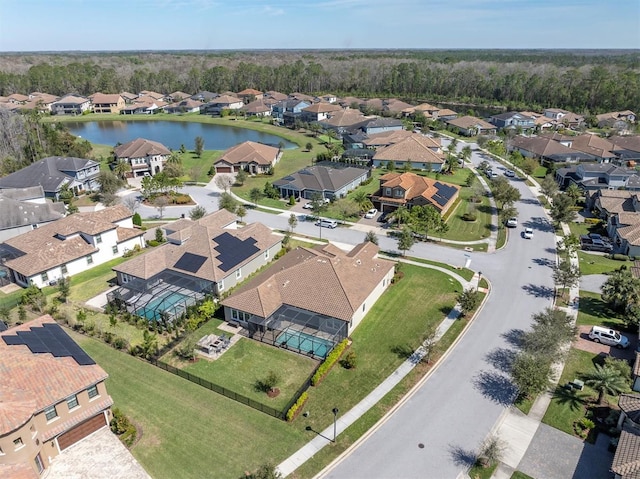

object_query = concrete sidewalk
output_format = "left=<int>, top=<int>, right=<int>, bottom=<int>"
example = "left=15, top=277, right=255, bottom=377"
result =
left=276, top=266, right=482, bottom=477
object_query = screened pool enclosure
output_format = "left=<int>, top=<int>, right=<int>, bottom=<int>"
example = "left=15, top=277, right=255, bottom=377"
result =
left=243, top=304, right=347, bottom=359
left=107, top=270, right=213, bottom=322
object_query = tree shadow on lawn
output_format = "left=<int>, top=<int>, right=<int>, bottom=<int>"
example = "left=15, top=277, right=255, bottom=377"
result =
left=579, top=297, right=617, bottom=322
left=472, top=370, right=518, bottom=406
left=551, top=385, right=588, bottom=413
left=391, top=343, right=414, bottom=360
left=485, top=347, right=517, bottom=374
left=522, top=283, right=555, bottom=299
left=448, top=444, right=477, bottom=468
left=501, top=328, right=525, bottom=348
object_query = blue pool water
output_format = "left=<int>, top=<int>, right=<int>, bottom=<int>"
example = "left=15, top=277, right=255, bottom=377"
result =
left=136, top=291, right=188, bottom=320
left=275, top=330, right=334, bottom=358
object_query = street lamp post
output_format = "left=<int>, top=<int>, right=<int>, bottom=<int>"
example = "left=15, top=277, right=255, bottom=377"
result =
left=332, top=407, right=339, bottom=442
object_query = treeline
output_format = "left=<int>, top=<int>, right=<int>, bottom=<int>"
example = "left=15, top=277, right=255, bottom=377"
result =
left=0, top=51, right=638, bottom=113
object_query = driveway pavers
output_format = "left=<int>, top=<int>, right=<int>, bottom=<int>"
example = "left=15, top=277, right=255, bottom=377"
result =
left=574, top=325, right=637, bottom=362
left=517, top=424, right=613, bottom=479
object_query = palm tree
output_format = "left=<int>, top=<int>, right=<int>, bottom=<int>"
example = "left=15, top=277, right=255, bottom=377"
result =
left=583, top=364, right=628, bottom=405
left=389, top=206, right=411, bottom=227
left=167, top=151, right=182, bottom=165
left=113, top=161, right=131, bottom=180
left=352, top=190, right=373, bottom=214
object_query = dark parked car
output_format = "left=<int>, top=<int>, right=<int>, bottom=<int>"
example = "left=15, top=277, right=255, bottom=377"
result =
left=580, top=235, right=613, bottom=252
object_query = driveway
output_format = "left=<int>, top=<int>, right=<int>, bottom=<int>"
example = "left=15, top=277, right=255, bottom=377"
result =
left=575, top=325, right=637, bottom=362
left=518, top=423, right=613, bottom=479
left=581, top=274, right=608, bottom=294
left=47, top=427, right=151, bottom=479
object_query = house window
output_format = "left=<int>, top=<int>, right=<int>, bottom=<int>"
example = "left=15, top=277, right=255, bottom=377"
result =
left=66, top=395, right=79, bottom=410
left=121, top=274, right=129, bottom=284
left=394, top=189, right=403, bottom=198
left=235, top=268, right=242, bottom=279
left=87, top=385, right=99, bottom=399
left=385, top=187, right=392, bottom=196
left=112, top=245, right=119, bottom=255
left=95, top=234, right=102, bottom=244
left=44, top=405, right=58, bottom=421
left=34, top=453, right=44, bottom=474
left=41, top=272, right=48, bottom=283
left=61, top=264, right=68, bottom=274
left=86, top=255, right=93, bottom=265
left=218, top=280, right=224, bottom=292
left=13, top=437, right=24, bottom=450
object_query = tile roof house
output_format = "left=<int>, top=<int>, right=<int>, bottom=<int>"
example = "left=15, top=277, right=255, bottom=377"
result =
left=237, top=88, right=264, bottom=102
left=242, top=99, right=272, bottom=117
left=271, top=99, right=311, bottom=126
left=113, top=138, right=171, bottom=178
left=90, top=93, right=125, bottom=114
left=3, top=204, right=144, bottom=288
left=273, top=163, right=370, bottom=201
left=264, top=91, right=288, bottom=102
left=0, top=157, right=101, bottom=199
left=0, top=315, right=112, bottom=479
left=597, top=110, right=636, bottom=128
left=611, top=136, right=640, bottom=163
left=490, top=111, right=535, bottom=130
left=138, top=90, right=165, bottom=101
left=191, top=91, right=218, bottom=102
left=51, top=95, right=91, bottom=115
left=371, top=172, right=460, bottom=215
left=372, top=134, right=446, bottom=172
left=509, top=135, right=594, bottom=165
left=354, top=117, right=404, bottom=136
left=612, top=394, right=640, bottom=479
left=221, top=242, right=395, bottom=357
left=362, top=129, right=434, bottom=149
left=162, top=98, right=204, bottom=114
left=318, top=108, right=369, bottom=134
left=0, top=186, right=66, bottom=242
left=383, top=99, right=415, bottom=115
left=301, top=102, right=342, bottom=122
left=446, top=116, right=497, bottom=136
left=547, top=133, right=618, bottom=163
left=213, top=141, right=281, bottom=174
left=166, top=91, right=191, bottom=102
left=110, top=210, right=282, bottom=321
left=119, top=98, right=164, bottom=115
left=201, top=94, right=244, bottom=115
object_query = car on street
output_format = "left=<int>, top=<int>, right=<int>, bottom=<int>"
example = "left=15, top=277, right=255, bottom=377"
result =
left=588, top=326, right=629, bottom=349
left=364, top=208, right=378, bottom=219
left=315, top=219, right=338, bottom=229
left=506, top=217, right=518, bottom=228
left=523, top=227, right=534, bottom=239
left=489, top=171, right=498, bottom=179
left=505, top=169, right=515, bottom=177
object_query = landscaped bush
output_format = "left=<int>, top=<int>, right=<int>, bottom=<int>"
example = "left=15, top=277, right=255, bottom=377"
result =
left=584, top=218, right=602, bottom=225
left=132, top=212, right=142, bottom=226
left=612, top=254, right=629, bottom=261
left=340, top=350, right=357, bottom=369
left=147, top=240, right=160, bottom=247
left=311, top=339, right=349, bottom=386
left=173, top=194, right=191, bottom=205
left=461, top=212, right=477, bottom=222
left=285, top=391, right=309, bottom=422
left=110, top=408, right=137, bottom=447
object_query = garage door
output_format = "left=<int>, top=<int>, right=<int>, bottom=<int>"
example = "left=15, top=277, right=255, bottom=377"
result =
left=215, top=166, right=232, bottom=173
left=57, top=413, right=107, bottom=450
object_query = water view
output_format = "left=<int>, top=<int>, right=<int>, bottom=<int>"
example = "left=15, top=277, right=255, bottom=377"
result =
left=65, top=120, right=297, bottom=151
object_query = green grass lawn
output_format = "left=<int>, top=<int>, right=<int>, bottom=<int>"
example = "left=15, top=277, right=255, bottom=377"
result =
left=67, top=255, right=134, bottom=302
left=511, top=472, right=534, bottom=479
left=440, top=192, right=492, bottom=241
left=180, top=338, right=317, bottom=411
left=568, top=222, right=605, bottom=238
left=468, top=463, right=498, bottom=479
left=577, top=251, right=630, bottom=275
left=532, top=166, right=548, bottom=178
left=577, top=290, right=626, bottom=329
left=542, top=348, right=614, bottom=436
left=71, top=331, right=307, bottom=479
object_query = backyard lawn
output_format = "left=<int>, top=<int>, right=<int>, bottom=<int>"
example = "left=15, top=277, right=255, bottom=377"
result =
left=71, top=331, right=307, bottom=479
left=577, top=251, right=630, bottom=276
left=577, top=290, right=626, bottom=330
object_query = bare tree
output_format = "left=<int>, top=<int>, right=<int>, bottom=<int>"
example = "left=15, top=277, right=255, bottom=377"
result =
left=122, top=195, right=140, bottom=213
left=214, top=174, right=234, bottom=193
left=153, top=196, right=169, bottom=219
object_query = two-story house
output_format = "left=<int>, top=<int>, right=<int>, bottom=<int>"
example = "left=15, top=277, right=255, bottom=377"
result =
left=555, top=163, right=640, bottom=191
left=0, top=157, right=101, bottom=199
left=162, top=98, right=204, bottom=114
left=0, top=186, right=67, bottom=242
left=0, top=315, right=113, bottom=479
left=3, top=204, right=145, bottom=288
left=90, top=93, right=125, bottom=114
left=51, top=95, right=91, bottom=115
left=490, top=111, right=535, bottom=130
left=300, top=102, right=342, bottom=123
left=113, top=138, right=171, bottom=177
left=371, top=134, right=445, bottom=172
left=271, top=99, right=311, bottom=126
left=201, top=95, right=244, bottom=115
left=354, top=117, right=404, bottom=136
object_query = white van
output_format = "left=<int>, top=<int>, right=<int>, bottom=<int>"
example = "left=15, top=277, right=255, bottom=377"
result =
left=588, top=326, right=629, bottom=349
left=316, top=219, right=338, bottom=229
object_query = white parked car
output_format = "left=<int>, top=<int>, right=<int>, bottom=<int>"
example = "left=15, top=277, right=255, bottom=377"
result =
left=523, top=227, right=534, bottom=239
left=506, top=217, right=518, bottom=228
left=364, top=208, right=378, bottom=219
left=302, top=202, right=313, bottom=209
left=505, top=170, right=515, bottom=177
left=589, top=326, right=629, bottom=349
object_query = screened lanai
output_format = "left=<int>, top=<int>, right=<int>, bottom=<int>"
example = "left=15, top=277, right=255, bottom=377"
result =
left=107, top=270, right=213, bottom=322
left=245, top=304, right=347, bottom=359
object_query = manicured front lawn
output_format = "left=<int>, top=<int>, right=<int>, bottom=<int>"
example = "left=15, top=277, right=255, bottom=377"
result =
left=577, top=251, right=630, bottom=276
left=180, top=338, right=317, bottom=411
left=440, top=190, right=492, bottom=241
left=511, top=472, right=534, bottom=479
left=577, top=290, right=626, bottom=329
left=71, top=331, right=307, bottom=479
left=532, top=166, right=548, bottom=178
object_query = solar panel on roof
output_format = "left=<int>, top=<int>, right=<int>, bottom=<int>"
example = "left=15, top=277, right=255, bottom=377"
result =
left=174, top=252, right=208, bottom=273
left=433, top=182, right=458, bottom=207
left=213, top=232, right=260, bottom=272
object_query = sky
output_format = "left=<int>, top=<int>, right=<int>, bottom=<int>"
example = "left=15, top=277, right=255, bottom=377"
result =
left=0, top=0, right=639, bottom=51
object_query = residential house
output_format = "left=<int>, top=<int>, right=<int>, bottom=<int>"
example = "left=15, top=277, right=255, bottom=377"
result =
left=109, top=210, right=282, bottom=322
left=360, top=98, right=384, bottom=113
left=446, top=116, right=496, bottom=136
left=51, top=95, right=91, bottom=115
left=119, top=91, right=138, bottom=103
left=24, top=92, right=59, bottom=113
left=370, top=172, right=460, bottom=215
left=242, top=99, right=272, bottom=117
left=319, top=108, right=368, bottom=135
left=113, top=138, right=171, bottom=177
left=201, top=95, right=244, bottom=115
left=547, top=133, right=618, bottom=163
left=590, top=189, right=640, bottom=217
left=0, top=156, right=101, bottom=199
left=191, top=91, right=218, bottom=102
left=508, top=135, right=594, bottom=165
left=610, top=136, right=640, bottom=163
left=372, top=134, right=445, bottom=172
left=0, top=315, right=113, bottom=479
left=520, top=111, right=556, bottom=130
left=597, top=110, right=636, bottom=128
left=362, top=129, right=423, bottom=149
left=383, top=99, right=414, bottom=115
left=338, top=96, right=363, bottom=109
left=272, top=99, right=311, bottom=126
left=2, top=204, right=145, bottom=288
left=221, top=242, right=395, bottom=358
left=288, top=92, right=315, bottom=103
left=342, top=131, right=369, bottom=150
left=412, top=103, right=440, bottom=118
left=319, top=93, right=337, bottom=104
left=166, top=91, right=191, bottom=102
left=273, top=163, right=370, bottom=201
left=436, top=108, right=458, bottom=121
left=138, top=90, right=165, bottom=101
left=264, top=91, right=288, bottom=102
left=90, top=93, right=125, bottom=114
left=611, top=394, right=640, bottom=479
left=237, top=88, right=263, bottom=102
left=611, top=213, right=640, bottom=257
left=213, top=141, right=281, bottom=174
left=542, top=108, right=585, bottom=128
left=490, top=111, right=535, bottom=130
left=6, top=93, right=30, bottom=104
left=555, top=163, right=639, bottom=191
left=120, top=99, right=162, bottom=115
left=354, top=117, right=404, bottom=136
left=163, top=98, right=203, bottom=114
left=300, top=102, right=342, bottom=123
left=0, top=186, right=66, bottom=242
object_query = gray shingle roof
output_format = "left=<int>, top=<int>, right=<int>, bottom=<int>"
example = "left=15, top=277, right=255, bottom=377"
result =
left=0, top=190, right=66, bottom=231
left=0, top=157, right=98, bottom=194
left=273, top=163, right=368, bottom=193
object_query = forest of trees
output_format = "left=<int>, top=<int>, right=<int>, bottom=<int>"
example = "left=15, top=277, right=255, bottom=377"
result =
left=0, top=50, right=638, bottom=114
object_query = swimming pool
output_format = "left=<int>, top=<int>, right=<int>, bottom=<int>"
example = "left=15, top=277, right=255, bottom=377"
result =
left=275, top=330, right=334, bottom=359
left=135, top=291, right=188, bottom=321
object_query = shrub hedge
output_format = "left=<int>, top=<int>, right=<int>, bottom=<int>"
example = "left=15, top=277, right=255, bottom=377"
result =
left=311, top=339, right=349, bottom=386
left=286, top=391, right=309, bottom=422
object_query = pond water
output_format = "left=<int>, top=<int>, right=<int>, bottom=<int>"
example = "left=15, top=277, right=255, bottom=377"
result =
left=65, top=120, right=297, bottom=151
